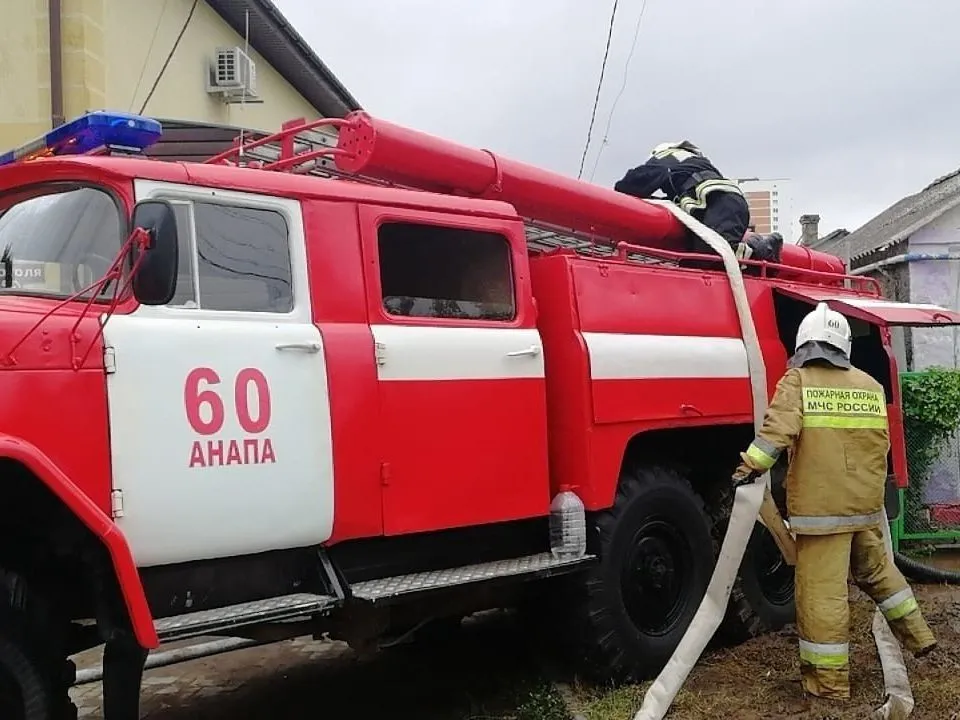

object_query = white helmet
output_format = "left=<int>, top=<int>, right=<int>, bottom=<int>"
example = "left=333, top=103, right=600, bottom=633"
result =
left=795, top=302, right=852, bottom=359
left=651, top=140, right=702, bottom=157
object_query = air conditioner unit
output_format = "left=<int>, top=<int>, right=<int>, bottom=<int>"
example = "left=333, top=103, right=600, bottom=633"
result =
left=206, top=47, right=260, bottom=103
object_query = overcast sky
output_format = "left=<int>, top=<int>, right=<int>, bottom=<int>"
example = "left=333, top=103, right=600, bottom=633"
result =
left=276, top=0, right=960, bottom=242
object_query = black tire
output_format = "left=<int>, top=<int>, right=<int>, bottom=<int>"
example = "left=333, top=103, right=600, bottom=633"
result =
left=707, top=466, right=796, bottom=644
left=0, top=570, right=76, bottom=720
left=570, top=465, right=716, bottom=683
left=0, top=635, right=48, bottom=720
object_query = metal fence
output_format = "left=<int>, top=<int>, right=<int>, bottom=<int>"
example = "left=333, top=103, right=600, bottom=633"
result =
left=892, top=370, right=960, bottom=549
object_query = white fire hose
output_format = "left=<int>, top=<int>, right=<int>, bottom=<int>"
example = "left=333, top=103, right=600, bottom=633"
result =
left=633, top=204, right=914, bottom=720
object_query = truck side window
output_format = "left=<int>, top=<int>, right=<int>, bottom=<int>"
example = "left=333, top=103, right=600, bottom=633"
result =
left=175, top=202, right=294, bottom=313
left=377, top=222, right=515, bottom=321
left=168, top=201, right=197, bottom=307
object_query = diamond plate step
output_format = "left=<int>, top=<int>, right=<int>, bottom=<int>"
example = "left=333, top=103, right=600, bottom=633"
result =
left=351, top=552, right=595, bottom=603
left=155, top=593, right=336, bottom=642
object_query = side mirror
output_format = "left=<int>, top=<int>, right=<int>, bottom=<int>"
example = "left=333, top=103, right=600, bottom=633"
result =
left=130, top=199, right=179, bottom=306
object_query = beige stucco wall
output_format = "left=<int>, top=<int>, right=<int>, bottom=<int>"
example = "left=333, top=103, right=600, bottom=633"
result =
left=0, top=0, right=52, bottom=151
left=0, top=0, right=324, bottom=152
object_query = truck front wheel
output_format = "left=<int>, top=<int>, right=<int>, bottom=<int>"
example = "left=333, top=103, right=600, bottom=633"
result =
left=573, top=465, right=715, bottom=683
left=0, top=570, right=76, bottom=720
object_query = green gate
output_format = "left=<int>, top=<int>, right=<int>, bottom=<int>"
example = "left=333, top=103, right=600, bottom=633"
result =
left=891, top=369, right=960, bottom=551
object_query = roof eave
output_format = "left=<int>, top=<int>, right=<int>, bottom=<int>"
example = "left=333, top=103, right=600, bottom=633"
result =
left=206, top=0, right=361, bottom=118
left=847, top=195, right=960, bottom=261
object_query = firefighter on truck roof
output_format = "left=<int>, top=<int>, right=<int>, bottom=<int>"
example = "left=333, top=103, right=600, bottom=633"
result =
left=613, top=141, right=783, bottom=264
left=732, top=302, right=937, bottom=700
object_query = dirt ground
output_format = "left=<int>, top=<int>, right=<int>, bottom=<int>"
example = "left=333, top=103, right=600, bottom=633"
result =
left=572, top=584, right=960, bottom=720
left=70, top=584, right=960, bottom=720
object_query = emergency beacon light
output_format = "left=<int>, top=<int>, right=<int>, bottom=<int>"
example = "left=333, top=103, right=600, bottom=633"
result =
left=0, top=111, right=162, bottom=168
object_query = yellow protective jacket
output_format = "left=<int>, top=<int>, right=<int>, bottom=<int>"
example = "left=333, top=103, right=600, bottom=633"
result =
left=739, top=363, right=890, bottom=535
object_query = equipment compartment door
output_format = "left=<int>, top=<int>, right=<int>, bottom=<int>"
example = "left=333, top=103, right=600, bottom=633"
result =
left=359, top=206, right=551, bottom=535
left=775, top=287, right=960, bottom=327
left=104, top=182, right=335, bottom=568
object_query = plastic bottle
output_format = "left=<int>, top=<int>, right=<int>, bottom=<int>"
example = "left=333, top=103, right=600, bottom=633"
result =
left=549, top=485, right=587, bottom=559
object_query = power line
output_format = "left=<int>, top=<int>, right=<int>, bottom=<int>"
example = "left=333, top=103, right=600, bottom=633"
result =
left=138, top=0, right=199, bottom=115
left=588, top=0, right=651, bottom=183
left=577, top=0, right=621, bottom=180
left=129, top=0, right=171, bottom=112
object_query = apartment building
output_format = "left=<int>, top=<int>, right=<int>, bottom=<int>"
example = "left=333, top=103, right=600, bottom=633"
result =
left=736, top=177, right=795, bottom=243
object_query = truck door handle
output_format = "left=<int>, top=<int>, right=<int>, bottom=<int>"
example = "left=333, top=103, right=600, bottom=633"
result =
left=275, top=342, right=321, bottom=353
left=506, top=345, right=541, bottom=358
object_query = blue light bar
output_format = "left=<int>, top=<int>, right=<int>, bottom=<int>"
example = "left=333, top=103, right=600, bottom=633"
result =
left=0, top=111, right=163, bottom=168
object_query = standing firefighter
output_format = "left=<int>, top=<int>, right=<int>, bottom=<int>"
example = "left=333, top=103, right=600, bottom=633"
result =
left=732, top=302, right=937, bottom=699
left=613, top=141, right=783, bottom=262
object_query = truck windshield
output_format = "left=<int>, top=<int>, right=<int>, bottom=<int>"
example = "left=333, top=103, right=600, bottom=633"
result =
left=0, top=184, right=124, bottom=299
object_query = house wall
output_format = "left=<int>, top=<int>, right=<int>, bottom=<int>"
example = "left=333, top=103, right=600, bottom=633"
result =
left=104, top=0, right=320, bottom=130
left=905, top=205, right=960, bottom=505
left=856, top=240, right=910, bottom=370
left=0, top=0, right=53, bottom=150
left=908, top=206, right=960, bottom=370
left=0, top=0, right=323, bottom=152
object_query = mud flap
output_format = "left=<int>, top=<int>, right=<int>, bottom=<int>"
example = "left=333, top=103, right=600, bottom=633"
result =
left=633, top=202, right=914, bottom=720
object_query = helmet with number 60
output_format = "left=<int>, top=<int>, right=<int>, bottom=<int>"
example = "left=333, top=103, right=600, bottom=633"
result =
left=795, top=302, right=852, bottom=359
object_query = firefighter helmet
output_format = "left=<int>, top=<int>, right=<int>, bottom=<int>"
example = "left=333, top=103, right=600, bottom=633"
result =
left=795, top=302, right=852, bottom=359
left=651, top=140, right=703, bottom=157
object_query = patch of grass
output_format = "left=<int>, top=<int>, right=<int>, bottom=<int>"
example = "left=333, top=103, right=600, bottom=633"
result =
left=514, top=680, right=571, bottom=720
left=457, top=677, right=572, bottom=720
left=569, top=679, right=780, bottom=720
left=569, top=682, right=645, bottom=719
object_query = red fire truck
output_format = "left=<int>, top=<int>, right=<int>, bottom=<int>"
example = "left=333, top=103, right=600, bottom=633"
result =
left=0, top=112, right=957, bottom=719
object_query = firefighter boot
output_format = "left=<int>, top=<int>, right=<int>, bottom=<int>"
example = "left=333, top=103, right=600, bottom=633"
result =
left=850, top=527, right=937, bottom=656
left=743, top=231, right=784, bottom=263
left=101, top=633, right=148, bottom=720
left=795, top=533, right=854, bottom=699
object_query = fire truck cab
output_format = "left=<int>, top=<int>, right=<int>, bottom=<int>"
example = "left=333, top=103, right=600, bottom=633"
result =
left=1, top=112, right=959, bottom=720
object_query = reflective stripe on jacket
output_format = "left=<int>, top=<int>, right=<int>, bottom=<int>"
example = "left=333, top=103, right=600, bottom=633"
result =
left=739, top=364, right=890, bottom=535
left=676, top=177, right=744, bottom=214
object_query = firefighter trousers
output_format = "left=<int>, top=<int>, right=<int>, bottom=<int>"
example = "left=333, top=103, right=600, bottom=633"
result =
left=795, top=528, right=936, bottom=699
left=697, top=191, right=749, bottom=246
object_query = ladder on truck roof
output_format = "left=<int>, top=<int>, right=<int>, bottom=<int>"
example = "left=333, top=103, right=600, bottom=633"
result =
left=205, top=118, right=684, bottom=268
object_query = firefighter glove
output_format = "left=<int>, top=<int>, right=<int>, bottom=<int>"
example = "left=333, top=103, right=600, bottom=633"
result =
left=732, top=464, right=760, bottom=488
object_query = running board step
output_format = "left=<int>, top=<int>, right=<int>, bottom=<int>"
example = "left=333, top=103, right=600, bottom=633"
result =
left=155, top=593, right=337, bottom=642
left=351, top=551, right=595, bottom=604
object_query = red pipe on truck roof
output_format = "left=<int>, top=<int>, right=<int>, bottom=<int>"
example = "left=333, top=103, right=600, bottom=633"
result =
left=334, top=111, right=845, bottom=277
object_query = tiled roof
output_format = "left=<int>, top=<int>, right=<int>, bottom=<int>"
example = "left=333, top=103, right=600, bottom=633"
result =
left=814, top=168, right=960, bottom=260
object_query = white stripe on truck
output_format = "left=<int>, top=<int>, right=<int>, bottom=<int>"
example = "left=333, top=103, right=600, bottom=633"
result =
left=582, top=332, right=750, bottom=380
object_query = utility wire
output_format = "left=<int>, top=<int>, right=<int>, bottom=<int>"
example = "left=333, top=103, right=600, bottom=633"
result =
left=129, top=0, right=171, bottom=112
left=577, top=0, right=620, bottom=179
left=138, top=0, right=199, bottom=115
left=588, top=0, right=650, bottom=183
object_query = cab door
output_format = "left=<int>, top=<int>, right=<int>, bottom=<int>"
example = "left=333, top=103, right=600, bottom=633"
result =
left=359, top=206, right=550, bottom=535
left=104, top=181, right=336, bottom=568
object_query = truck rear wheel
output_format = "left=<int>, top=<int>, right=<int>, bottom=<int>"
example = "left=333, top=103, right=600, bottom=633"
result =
left=573, top=465, right=715, bottom=683
left=0, top=570, right=76, bottom=720
left=707, top=479, right=796, bottom=644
